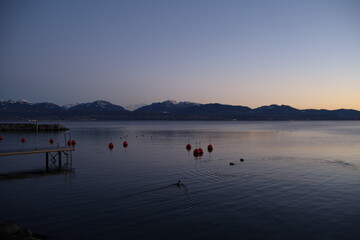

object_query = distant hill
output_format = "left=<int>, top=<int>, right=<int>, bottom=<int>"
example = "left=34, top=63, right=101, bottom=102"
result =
left=0, top=100, right=66, bottom=119
left=67, top=100, right=127, bottom=112
left=135, top=100, right=201, bottom=113
left=1, top=99, right=360, bottom=120
left=250, top=105, right=303, bottom=119
left=124, top=103, right=146, bottom=111
left=0, top=99, right=128, bottom=120
left=182, top=103, right=252, bottom=119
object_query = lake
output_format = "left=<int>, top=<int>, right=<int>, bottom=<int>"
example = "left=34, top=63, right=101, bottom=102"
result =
left=1, top=121, right=360, bottom=240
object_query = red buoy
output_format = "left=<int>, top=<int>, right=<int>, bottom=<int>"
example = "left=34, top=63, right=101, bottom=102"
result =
left=109, top=142, right=114, bottom=150
left=207, top=144, right=213, bottom=152
left=198, top=148, right=203, bottom=155
left=21, top=138, right=26, bottom=143
left=49, top=138, right=54, bottom=144
left=0, top=136, right=3, bottom=141
left=123, top=141, right=128, bottom=148
left=193, top=148, right=200, bottom=157
left=186, top=144, right=192, bottom=151
left=71, top=140, right=76, bottom=146
left=67, top=140, right=72, bottom=146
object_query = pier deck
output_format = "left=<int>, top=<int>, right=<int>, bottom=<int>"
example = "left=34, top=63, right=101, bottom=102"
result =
left=0, top=147, right=75, bottom=171
left=0, top=147, right=75, bottom=157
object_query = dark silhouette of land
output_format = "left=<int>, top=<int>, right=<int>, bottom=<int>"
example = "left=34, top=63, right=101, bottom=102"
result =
left=1, top=100, right=360, bottom=121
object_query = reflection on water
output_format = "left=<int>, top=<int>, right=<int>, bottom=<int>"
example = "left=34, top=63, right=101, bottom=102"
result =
left=0, top=168, right=74, bottom=182
left=1, top=121, right=360, bottom=240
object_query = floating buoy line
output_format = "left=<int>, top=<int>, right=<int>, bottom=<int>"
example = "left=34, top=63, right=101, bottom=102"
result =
left=186, top=139, right=214, bottom=158
left=123, top=136, right=128, bottom=148
left=207, top=138, right=213, bottom=152
left=186, top=144, right=192, bottom=151
left=6, top=135, right=217, bottom=157
left=107, top=136, right=129, bottom=151
left=67, top=139, right=77, bottom=147
left=192, top=142, right=204, bottom=158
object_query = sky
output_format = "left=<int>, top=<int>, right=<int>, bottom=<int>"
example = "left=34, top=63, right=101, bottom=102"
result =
left=0, top=0, right=359, bottom=110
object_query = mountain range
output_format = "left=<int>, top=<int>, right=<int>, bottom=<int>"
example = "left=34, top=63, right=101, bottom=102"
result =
left=1, top=99, right=360, bottom=120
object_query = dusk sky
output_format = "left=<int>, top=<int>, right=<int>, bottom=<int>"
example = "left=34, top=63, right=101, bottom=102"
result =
left=1, top=0, right=359, bottom=110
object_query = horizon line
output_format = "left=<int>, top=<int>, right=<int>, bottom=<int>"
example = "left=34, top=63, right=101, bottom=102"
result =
left=1, top=98, right=359, bottom=112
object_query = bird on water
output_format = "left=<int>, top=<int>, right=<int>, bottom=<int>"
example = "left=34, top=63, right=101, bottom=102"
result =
left=176, top=180, right=184, bottom=187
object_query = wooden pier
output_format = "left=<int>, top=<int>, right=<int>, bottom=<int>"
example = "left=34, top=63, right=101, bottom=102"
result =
left=0, top=147, right=75, bottom=171
left=0, top=147, right=74, bottom=156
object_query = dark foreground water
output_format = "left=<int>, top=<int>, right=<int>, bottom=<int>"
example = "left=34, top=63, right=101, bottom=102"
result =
left=1, top=121, right=360, bottom=240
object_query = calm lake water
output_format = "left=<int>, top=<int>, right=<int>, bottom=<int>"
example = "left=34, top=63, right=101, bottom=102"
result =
left=1, top=121, right=360, bottom=240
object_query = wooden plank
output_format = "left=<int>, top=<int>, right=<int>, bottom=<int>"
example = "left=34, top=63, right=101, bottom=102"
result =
left=0, top=147, right=75, bottom=157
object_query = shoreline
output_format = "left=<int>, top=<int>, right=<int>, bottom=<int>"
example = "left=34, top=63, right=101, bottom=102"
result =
left=0, top=123, right=69, bottom=132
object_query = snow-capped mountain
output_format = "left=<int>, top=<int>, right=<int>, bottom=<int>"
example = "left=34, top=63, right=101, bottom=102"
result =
left=1, top=99, right=360, bottom=120
left=135, top=100, right=202, bottom=113
left=67, top=100, right=127, bottom=112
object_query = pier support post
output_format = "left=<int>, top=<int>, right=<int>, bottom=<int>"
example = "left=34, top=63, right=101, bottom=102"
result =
left=58, top=151, right=62, bottom=170
left=46, top=152, right=49, bottom=171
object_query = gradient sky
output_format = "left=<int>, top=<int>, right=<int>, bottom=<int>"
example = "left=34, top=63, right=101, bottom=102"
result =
left=1, top=0, right=359, bottom=109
